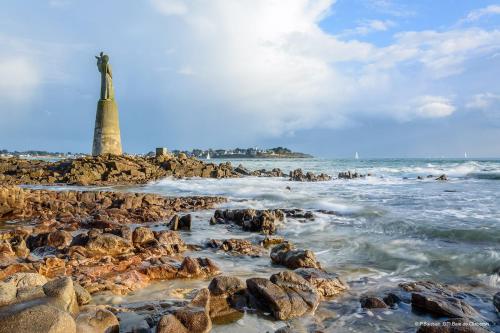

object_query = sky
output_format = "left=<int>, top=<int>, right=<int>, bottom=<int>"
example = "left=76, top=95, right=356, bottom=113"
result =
left=1, top=0, right=500, bottom=158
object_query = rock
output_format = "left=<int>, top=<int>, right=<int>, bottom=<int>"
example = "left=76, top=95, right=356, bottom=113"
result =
left=246, top=271, right=320, bottom=320
left=132, top=226, right=155, bottom=245
left=400, top=281, right=482, bottom=320
left=275, top=327, right=295, bottom=333
left=436, top=174, right=448, bottom=181
left=74, top=283, right=91, bottom=306
left=4, top=272, right=48, bottom=289
left=270, top=243, right=321, bottom=269
left=494, top=292, right=500, bottom=312
left=47, top=230, right=73, bottom=249
left=360, top=296, right=388, bottom=309
left=411, top=292, right=481, bottom=320
left=76, top=305, right=119, bottom=333
left=289, top=169, right=331, bottom=182
left=177, top=257, right=220, bottom=279
left=85, top=233, right=133, bottom=257
left=43, top=276, right=79, bottom=316
left=208, top=276, right=246, bottom=322
left=0, top=282, right=17, bottom=306
left=207, top=238, right=265, bottom=257
left=168, top=214, right=191, bottom=231
left=234, top=164, right=251, bottom=176
left=213, top=209, right=284, bottom=234
left=0, top=303, right=76, bottom=333
left=208, top=276, right=246, bottom=297
left=338, top=171, right=366, bottom=179
left=383, top=292, right=401, bottom=307
left=294, top=268, right=348, bottom=297
left=156, top=288, right=211, bottom=333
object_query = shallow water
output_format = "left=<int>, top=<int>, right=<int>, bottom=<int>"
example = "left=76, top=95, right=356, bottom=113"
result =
left=52, top=158, right=500, bottom=331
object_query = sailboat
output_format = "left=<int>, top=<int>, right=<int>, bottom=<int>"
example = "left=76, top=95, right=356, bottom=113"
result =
left=206, top=152, right=211, bottom=160
left=464, top=152, right=468, bottom=159
left=355, top=152, right=359, bottom=160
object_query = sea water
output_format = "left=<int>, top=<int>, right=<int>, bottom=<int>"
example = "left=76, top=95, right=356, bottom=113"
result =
left=95, top=158, right=500, bottom=332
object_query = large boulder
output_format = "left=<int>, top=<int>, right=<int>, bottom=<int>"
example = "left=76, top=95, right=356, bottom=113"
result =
left=208, top=276, right=246, bottom=321
left=270, top=243, right=321, bottom=269
left=156, top=288, right=211, bottom=333
left=0, top=303, right=76, bottom=333
left=246, top=271, right=320, bottom=320
left=43, top=277, right=79, bottom=316
left=76, top=305, right=119, bottom=333
left=85, top=233, right=133, bottom=257
left=294, top=268, right=348, bottom=297
left=4, top=272, right=48, bottom=289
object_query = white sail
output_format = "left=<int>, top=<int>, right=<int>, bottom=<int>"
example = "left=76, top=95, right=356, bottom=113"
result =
left=464, top=152, right=468, bottom=159
left=206, top=152, right=211, bottom=160
left=355, top=152, right=359, bottom=160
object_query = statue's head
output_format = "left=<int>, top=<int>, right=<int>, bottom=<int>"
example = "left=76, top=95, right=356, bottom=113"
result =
left=102, top=55, right=109, bottom=63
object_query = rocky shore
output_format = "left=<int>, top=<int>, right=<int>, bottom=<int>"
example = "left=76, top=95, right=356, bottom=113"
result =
left=0, top=157, right=497, bottom=332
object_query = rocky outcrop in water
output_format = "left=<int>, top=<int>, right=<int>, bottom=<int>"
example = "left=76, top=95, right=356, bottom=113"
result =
left=289, top=169, right=332, bottom=182
left=212, top=209, right=285, bottom=234
left=270, top=242, right=321, bottom=269
left=0, top=185, right=225, bottom=227
left=206, top=239, right=266, bottom=257
left=0, top=154, right=237, bottom=186
left=338, top=171, right=367, bottom=179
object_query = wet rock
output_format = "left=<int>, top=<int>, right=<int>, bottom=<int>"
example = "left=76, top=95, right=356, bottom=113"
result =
left=360, top=296, right=388, bottom=309
left=246, top=271, right=320, bottom=320
left=270, top=243, right=321, bottom=269
left=289, top=169, right=331, bottom=182
left=132, top=227, right=155, bottom=246
left=156, top=288, right=211, bottom=333
left=168, top=214, right=191, bottom=231
left=260, top=235, right=285, bottom=247
left=338, top=171, right=366, bottom=179
left=76, top=305, right=119, bottom=333
left=207, top=239, right=265, bottom=257
left=177, top=257, right=220, bottom=279
left=234, top=164, right=251, bottom=176
left=401, top=281, right=482, bottom=320
left=275, top=326, right=295, bottom=333
left=294, top=268, right=348, bottom=297
left=494, top=292, right=500, bottom=312
left=85, top=233, right=134, bottom=257
left=213, top=209, right=284, bottom=234
left=436, top=174, right=448, bottom=181
left=250, top=168, right=285, bottom=177
left=208, top=276, right=246, bottom=321
left=383, top=292, right=402, bottom=307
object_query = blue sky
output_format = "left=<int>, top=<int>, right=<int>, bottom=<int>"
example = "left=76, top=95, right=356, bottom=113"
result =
left=1, top=0, right=500, bottom=157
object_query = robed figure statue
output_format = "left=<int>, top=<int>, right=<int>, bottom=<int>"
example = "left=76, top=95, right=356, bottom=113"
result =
left=96, top=52, right=114, bottom=100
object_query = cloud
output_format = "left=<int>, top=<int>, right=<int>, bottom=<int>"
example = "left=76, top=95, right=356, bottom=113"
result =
left=0, top=57, right=40, bottom=102
left=463, top=5, right=500, bottom=22
left=146, top=0, right=500, bottom=137
left=150, top=0, right=188, bottom=16
left=340, top=19, right=395, bottom=36
left=413, top=96, right=456, bottom=119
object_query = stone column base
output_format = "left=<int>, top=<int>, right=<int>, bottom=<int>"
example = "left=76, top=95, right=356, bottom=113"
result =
left=92, top=99, right=123, bottom=156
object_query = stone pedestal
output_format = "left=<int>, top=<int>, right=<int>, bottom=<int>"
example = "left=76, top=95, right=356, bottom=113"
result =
left=92, top=99, right=122, bottom=156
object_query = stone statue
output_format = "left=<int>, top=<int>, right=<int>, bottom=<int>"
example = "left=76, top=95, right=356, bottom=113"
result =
left=92, top=52, right=122, bottom=156
left=95, top=52, right=114, bottom=100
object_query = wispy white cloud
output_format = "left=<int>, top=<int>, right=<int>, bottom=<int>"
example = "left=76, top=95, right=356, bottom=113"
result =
left=413, top=96, right=456, bottom=119
left=150, top=0, right=188, bottom=16
left=463, top=5, right=500, bottom=22
left=466, top=92, right=500, bottom=109
left=340, top=19, right=395, bottom=37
